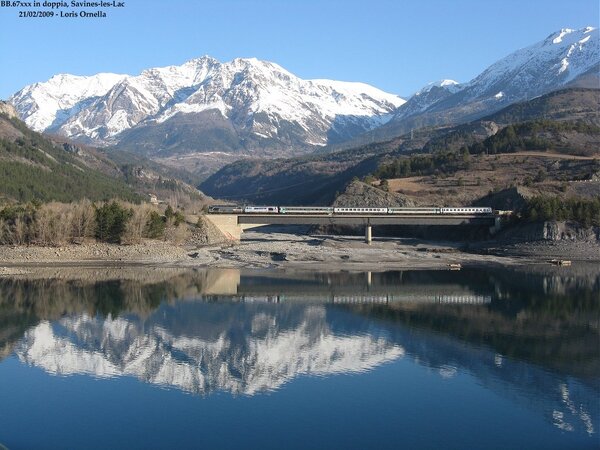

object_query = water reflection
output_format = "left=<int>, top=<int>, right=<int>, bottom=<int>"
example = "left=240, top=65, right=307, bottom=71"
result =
left=1, top=265, right=598, bottom=438
left=15, top=306, right=403, bottom=395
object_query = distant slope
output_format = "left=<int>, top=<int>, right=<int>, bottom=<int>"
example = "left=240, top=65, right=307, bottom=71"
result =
left=484, top=88, right=600, bottom=125
left=200, top=89, right=600, bottom=205
left=199, top=140, right=401, bottom=206
left=467, top=120, right=600, bottom=157
left=420, top=88, right=600, bottom=153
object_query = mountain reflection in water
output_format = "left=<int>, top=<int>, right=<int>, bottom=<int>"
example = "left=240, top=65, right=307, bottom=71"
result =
left=1, top=265, right=598, bottom=439
left=16, top=306, right=403, bottom=395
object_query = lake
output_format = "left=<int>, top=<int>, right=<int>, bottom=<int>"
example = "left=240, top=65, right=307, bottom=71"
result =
left=0, top=265, right=598, bottom=449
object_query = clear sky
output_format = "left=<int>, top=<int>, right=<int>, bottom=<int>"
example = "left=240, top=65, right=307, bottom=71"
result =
left=0, top=0, right=598, bottom=99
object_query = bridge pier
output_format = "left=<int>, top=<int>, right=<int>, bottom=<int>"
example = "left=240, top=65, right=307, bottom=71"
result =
left=365, top=224, right=372, bottom=244
left=489, top=216, right=502, bottom=235
left=202, top=214, right=242, bottom=241
left=203, top=214, right=270, bottom=241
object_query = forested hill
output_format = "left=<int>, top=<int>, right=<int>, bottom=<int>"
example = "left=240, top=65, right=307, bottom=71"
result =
left=0, top=112, right=139, bottom=203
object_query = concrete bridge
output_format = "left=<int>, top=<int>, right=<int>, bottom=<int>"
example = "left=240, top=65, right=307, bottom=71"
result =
left=204, top=212, right=502, bottom=244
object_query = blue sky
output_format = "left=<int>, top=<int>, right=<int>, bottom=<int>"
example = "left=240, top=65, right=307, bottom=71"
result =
left=0, top=0, right=597, bottom=99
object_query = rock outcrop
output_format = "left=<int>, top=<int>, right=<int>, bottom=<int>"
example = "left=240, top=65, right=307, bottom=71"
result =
left=333, top=180, right=415, bottom=208
left=0, top=101, right=18, bottom=119
left=499, top=220, right=600, bottom=243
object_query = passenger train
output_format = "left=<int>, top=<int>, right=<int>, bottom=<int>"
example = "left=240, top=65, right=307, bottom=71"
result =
left=208, top=205, right=494, bottom=215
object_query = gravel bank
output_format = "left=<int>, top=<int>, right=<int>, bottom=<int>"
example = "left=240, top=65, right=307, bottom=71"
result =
left=0, top=229, right=570, bottom=271
left=0, top=241, right=191, bottom=266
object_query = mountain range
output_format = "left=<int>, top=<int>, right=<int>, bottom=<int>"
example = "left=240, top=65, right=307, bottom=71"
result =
left=9, top=57, right=403, bottom=155
left=5, top=26, right=600, bottom=188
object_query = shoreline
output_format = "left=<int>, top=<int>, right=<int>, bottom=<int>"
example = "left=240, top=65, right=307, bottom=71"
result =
left=1, top=229, right=597, bottom=274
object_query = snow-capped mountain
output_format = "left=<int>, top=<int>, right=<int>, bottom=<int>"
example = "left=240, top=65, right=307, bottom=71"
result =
left=386, top=26, right=599, bottom=134
left=10, top=72, right=128, bottom=132
left=8, top=26, right=598, bottom=164
left=460, top=26, right=598, bottom=102
left=9, top=57, right=404, bottom=154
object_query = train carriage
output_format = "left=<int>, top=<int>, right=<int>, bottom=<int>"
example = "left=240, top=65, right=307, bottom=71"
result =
left=440, top=207, right=492, bottom=215
left=333, top=207, right=388, bottom=214
left=207, top=205, right=244, bottom=214
left=279, top=206, right=334, bottom=214
left=387, top=207, right=440, bottom=215
left=244, top=206, right=279, bottom=213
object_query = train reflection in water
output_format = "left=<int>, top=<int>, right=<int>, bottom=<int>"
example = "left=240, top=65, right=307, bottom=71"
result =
left=241, top=294, right=492, bottom=304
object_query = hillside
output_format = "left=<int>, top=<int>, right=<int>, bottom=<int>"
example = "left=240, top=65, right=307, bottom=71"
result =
left=333, top=181, right=414, bottom=207
left=0, top=112, right=208, bottom=208
left=0, top=112, right=139, bottom=203
left=377, top=152, right=599, bottom=208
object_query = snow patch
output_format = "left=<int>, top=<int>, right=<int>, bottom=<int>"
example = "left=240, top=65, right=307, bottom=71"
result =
left=155, top=100, right=230, bottom=123
left=415, top=79, right=462, bottom=95
left=553, top=28, right=574, bottom=44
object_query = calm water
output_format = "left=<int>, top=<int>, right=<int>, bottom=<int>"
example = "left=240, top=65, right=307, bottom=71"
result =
left=0, top=265, right=598, bottom=449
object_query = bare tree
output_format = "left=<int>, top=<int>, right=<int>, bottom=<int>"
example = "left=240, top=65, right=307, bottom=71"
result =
left=122, top=203, right=152, bottom=244
left=35, top=203, right=72, bottom=246
left=12, top=215, right=27, bottom=245
left=71, top=199, right=95, bottom=242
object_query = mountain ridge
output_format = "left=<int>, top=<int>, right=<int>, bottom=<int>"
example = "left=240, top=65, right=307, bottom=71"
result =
left=379, top=26, right=599, bottom=139
left=9, top=57, right=405, bottom=154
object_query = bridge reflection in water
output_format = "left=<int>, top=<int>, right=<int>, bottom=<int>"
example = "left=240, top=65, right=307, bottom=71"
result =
left=218, top=269, right=493, bottom=305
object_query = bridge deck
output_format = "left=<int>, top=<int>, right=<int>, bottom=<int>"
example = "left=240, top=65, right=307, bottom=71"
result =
left=236, top=214, right=496, bottom=226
